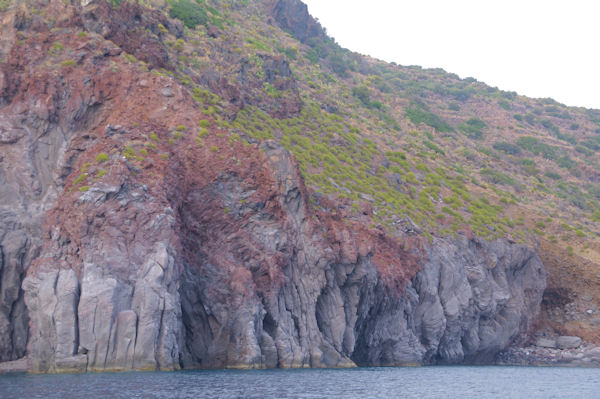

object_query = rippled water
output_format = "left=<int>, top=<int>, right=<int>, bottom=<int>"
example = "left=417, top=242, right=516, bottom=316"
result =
left=1, top=366, right=599, bottom=399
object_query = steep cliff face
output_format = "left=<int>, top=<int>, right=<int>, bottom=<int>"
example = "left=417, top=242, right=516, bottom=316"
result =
left=0, top=4, right=83, bottom=361
left=21, top=136, right=546, bottom=372
left=0, top=0, right=548, bottom=373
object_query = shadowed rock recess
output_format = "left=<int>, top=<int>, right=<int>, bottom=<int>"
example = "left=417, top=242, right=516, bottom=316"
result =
left=0, top=0, right=547, bottom=373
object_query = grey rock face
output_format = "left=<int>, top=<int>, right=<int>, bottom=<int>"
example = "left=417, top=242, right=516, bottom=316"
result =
left=21, top=143, right=547, bottom=372
left=0, top=95, right=73, bottom=363
left=414, top=238, right=546, bottom=364
left=23, top=190, right=184, bottom=373
left=0, top=10, right=104, bottom=362
left=176, top=144, right=547, bottom=369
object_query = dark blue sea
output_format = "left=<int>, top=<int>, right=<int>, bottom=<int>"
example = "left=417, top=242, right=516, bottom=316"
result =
left=1, top=366, right=598, bottom=398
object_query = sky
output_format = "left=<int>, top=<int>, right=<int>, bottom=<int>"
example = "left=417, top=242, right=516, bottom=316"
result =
left=302, top=0, right=600, bottom=110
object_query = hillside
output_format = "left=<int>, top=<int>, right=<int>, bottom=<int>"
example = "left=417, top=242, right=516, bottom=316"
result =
left=0, top=0, right=597, bottom=372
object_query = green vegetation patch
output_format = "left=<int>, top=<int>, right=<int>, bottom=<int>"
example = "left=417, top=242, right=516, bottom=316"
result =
left=405, top=104, right=453, bottom=132
left=169, top=0, right=208, bottom=29
left=516, top=136, right=557, bottom=160
left=493, top=141, right=521, bottom=155
left=458, top=118, right=486, bottom=140
left=95, top=152, right=109, bottom=162
left=480, top=168, right=515, bottom=186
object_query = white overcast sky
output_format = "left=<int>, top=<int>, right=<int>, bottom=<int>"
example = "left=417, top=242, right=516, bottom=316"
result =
left=302, top=0, right=600, bottom=110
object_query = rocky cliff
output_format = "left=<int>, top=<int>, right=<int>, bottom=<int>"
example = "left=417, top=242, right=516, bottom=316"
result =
left=21, top=135, right=546, bottom=371
left=0, top=0, right=550, bottom=373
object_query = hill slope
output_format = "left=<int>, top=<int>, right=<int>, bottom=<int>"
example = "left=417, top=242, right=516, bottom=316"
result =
left=0, top=0, right=597, bottom=371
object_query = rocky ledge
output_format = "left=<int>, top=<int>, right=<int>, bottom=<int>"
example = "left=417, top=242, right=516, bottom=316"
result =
left=0, top=357, right=28, bottom=374
left=497, top=336, right=600, bottom=367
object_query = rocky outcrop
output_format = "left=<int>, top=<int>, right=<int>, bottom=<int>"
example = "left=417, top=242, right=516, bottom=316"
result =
left=81, top=0, right=180, bottom=69
left=177, top=143, right=546, bottom=369
left=498, top=339, right=600, bottom=367
left=21, top=137, right=546, bottom=372
left=408, top=238, right=545, bottom=364
left=268, top=0, right=325, bottom=44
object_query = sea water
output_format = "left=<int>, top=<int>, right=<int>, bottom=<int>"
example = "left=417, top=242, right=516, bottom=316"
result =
left=1, top=366, right=598, bottom=398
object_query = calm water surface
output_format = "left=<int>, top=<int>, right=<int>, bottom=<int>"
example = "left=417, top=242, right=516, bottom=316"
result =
left=1, top=366, right=598, bottom=399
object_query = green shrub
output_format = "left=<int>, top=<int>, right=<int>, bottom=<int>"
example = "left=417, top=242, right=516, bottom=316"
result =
left=95, top=153, right=109, bottom=162
left=327, top=52, right=348, bottom=77
left=351, top=86, right=382, bottom=109
left=122, top=146, right=136, bottom=160
left=480, top=168, right=515, bottom=186
left=535, top=221, right=546, bottom=229
left=197, top=127, right=209, bottom=138
left=173, top=39, right=185, bottom=52
left=123, top=53, right=137, bottom=63
left=448, top=102, right=461, bottom=111
left=458, top=118, right=487, bottom=140
left=498, top=100, right=511, bottom=110
left=405, top=104, right=453, bottom=132
left=423, top=140, right=445, bottom=155
left=524, top=114, right=536, bottom=125
left=556, top=155, right=576, bottom=170
left=540, top=119, right=560, bottom=135
left=169, top=0, right=208, bottom=29
left=493, top=141, right=521, bottom=155
left=516, top=137, right=557, bottom=159
left=49, top=42, right=64, bottom=56
left=575, top=145, right=593, bottom=156
left=73, top=173, right=88, bottom=185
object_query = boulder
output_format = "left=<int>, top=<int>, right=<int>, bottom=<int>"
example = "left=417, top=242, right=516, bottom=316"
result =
left=556, top=336, right=582, bottom=349
left=535, top=338, right=556, bottom=348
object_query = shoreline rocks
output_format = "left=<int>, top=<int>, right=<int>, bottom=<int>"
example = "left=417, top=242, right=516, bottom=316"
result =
left=497, top=335, right=600, bottom=367
left=0, top=357, right=28, bottom=374
left=556, top=336, right=582, bottom=350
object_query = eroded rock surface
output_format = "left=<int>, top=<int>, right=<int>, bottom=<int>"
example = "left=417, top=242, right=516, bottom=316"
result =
left=21, top=138, right=546, bottom=372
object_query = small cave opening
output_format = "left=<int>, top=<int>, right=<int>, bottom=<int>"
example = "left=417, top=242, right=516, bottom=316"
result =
left=263, top=312, right=277, bottom=338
